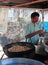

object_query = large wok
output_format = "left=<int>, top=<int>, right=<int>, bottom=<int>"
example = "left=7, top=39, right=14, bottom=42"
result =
left=0, top=58, right=45, bottom=65
left=3, top=42, right=35, bottom=58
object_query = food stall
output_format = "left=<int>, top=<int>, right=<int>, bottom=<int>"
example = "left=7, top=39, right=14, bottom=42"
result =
left=0, top=0, right=48, bottom=65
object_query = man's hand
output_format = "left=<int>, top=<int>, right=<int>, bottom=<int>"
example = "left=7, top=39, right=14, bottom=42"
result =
left=38, top=30, right=46, bottom=34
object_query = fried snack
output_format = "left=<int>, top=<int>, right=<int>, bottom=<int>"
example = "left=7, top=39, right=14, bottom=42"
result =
left=8, top=45, right=31, bottom=52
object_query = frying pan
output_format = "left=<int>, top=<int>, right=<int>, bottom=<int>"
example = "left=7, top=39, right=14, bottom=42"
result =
left=0, top=58, right=45, bottom=65
left=3, top=42, right=35, bottom=58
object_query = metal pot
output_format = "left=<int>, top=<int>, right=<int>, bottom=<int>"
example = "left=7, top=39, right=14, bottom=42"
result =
left=3, top=42, right=35, bottom=58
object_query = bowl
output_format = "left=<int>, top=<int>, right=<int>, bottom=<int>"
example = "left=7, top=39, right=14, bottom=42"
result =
left=3, top=42, right=35, bottom=58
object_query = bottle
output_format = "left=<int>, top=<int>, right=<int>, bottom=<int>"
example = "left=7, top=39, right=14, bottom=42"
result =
left=39, top=33, right=45, bottom=44
left=37, top=34, right=45, bottom=54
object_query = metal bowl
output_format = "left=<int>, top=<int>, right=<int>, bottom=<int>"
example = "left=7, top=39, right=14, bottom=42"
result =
left=3, top=42, right=35, bottom=58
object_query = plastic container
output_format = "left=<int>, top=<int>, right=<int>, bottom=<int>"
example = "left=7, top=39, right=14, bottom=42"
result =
left=0, top=58, right=45, bottom=65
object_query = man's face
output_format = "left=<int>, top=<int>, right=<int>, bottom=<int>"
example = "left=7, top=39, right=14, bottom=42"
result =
left=31, top=16, right=39, bottom=24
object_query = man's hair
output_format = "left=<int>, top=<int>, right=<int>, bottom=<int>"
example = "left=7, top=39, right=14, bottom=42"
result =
left=31, top=12, right=39, bottom=18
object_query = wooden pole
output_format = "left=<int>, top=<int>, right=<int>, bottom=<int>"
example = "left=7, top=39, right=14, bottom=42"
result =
left=12, top=0, right=47, bottom=7
left=41, top=9, right=44, bottom=30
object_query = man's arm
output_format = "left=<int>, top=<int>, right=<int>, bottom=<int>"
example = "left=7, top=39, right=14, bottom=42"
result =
left=25, top=30, right=46, bottom=38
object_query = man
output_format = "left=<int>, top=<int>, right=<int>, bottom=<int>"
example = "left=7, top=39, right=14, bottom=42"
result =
left=25, top=12, right=45, bottom=45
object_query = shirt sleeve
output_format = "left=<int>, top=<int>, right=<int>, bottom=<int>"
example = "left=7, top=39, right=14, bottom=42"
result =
left=25, top=24, right=30, bottom=36
left=25, top=24, right=32, bottom=42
